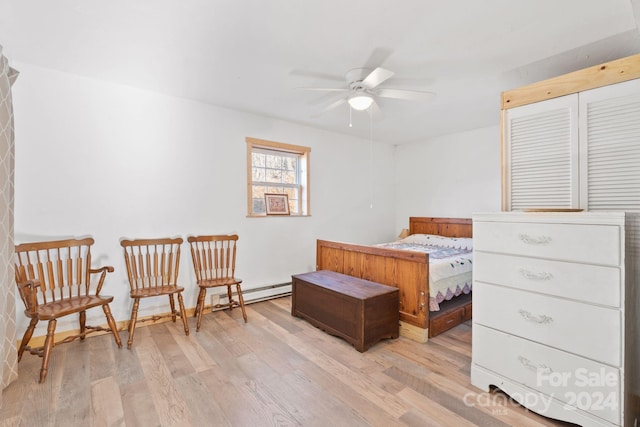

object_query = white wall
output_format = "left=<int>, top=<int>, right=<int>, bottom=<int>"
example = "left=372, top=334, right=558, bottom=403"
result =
left=11, top=63, right=396, bottom=335
left=394, top=126, right=501, bottom=231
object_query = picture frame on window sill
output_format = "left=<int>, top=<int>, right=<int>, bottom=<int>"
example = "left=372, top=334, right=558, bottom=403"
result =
left=265, top=193, right=290, bottom=215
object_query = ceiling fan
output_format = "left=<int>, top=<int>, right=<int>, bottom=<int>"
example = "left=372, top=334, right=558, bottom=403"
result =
left=298, top=67, right=436, bottom=118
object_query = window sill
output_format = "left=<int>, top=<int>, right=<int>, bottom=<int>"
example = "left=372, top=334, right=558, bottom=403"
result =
left=246, top=214, right=311, bottom=218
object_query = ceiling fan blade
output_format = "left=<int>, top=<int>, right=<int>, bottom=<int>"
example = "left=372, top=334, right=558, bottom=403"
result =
left=311, top=98, right=346, bottom=117
left=363, top=47, right=393, bottom=70
left=308, top=91, right=345, bottom=106
left=362, top=67, right=394, bottom=89
left=323, top=97, right=347, bottom=111
left=376, top=88, right=436, bottom=101
left=367, top=100, right=384, bottom=121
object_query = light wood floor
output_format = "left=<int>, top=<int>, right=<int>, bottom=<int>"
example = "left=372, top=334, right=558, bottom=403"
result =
left=1, top=296, right=575, bottom=427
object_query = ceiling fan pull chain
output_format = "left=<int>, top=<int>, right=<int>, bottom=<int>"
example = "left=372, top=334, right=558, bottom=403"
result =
left=349, top=105, right=353, bottom=127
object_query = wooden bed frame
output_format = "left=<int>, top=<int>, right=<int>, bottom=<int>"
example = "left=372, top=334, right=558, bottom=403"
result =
left=316, top=217, right=472, bottom=343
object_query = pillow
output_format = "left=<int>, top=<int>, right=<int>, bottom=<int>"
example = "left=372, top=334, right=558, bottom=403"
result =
left=399, top=234, right=473, bottom=250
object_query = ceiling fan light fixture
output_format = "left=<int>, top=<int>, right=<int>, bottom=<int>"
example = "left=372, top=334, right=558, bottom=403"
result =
left=348, top=94, right=373, bottom=111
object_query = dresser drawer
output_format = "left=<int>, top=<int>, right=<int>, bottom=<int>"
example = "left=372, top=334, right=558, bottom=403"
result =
left=473, top=325, right=620, bottom=425
left=474, top=252, right=621, bottom=307
left=473, top=221, right=621, bottom=265
left=473, top=283, right=620, bottom=366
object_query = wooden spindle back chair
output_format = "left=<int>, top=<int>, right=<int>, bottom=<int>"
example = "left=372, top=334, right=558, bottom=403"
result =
left=120, top=237, right=189, bottom=348
left=14, top=237, right=122, bottom=383
left=187, top=234, right=247, bottom=331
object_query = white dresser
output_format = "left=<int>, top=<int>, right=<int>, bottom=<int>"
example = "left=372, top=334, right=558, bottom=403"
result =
left=471, top=212, right=639, bottom=427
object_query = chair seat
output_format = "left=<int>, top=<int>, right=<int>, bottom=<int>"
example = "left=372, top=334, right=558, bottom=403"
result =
left=198, top=277, right=242, bottom=288
left=32, top=294, right=115, bottom=320
left=130, top=285, right=185, bottom=298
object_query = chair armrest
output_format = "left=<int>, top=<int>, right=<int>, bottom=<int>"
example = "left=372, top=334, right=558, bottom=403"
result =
left=89, top=266, right=115, bottom=274
left=89, top=266, right=114, bottom=295
left=16, top=279, right=40, bottom=313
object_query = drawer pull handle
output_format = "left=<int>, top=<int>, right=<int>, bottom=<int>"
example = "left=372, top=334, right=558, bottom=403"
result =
left=518, top=234, right=552, bottom=245
left=518, top=356, right=552, bottom=375
left=519, top=269, right=553, bottom=281
left=519, top=309, right=553, bottom=324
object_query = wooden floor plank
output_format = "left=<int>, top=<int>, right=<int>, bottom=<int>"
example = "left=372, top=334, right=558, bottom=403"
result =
left=385, top=366, right=512, bottom=427
left=293, top=310, right=391, bottom=374
left=197, top=366, right=282, bottom=426
left=231, top=319, right=304, bottom=376
left=166, top=320, right=217, bottom=373
left=134, top=330, right=193, bottom=426
left=173, top=372, right=230, bottom=426
left=399, top=408, right=444, bottom=427
left=88, top=332, right=118, bottom=382
left=250, top=297, right=304, bottom=334
left=258, top=314, right=411, bottom=419
left=280, top=368, right=373, bottom=426
left=364, top=342, right=433, bottom=380
left=268, top=294, right=293, bottom=312
left=148, top=321, right=195, bottom=379
left=397, top=387, right=480, bottom=427
left=424, top=370, right=544, bottom=427
left=0, top=416, right=22, bottom=427
left=89, top=376, right=125, bottom=427
left=119, top=380, right=162, bottom=426
left=294, top=359, right=405, bottom=426
left=2, top=297, right=574, bottom=426
left=24, top=340, right=69, bottom=426
left=0, top=364, right=32, bottom=422
left=115, top=327, right=150, bottom=386
left=51, top=341, right=91, bottom=426
left=207, top=310, right=254, bottom=358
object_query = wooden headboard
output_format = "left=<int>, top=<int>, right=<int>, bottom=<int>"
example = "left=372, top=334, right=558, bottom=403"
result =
left=409, top=217, right=472, bottom=238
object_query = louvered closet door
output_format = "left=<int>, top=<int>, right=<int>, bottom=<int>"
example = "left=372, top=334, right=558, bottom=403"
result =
left=505, top=95, right=579, bottom=210
left=580, top=78, right=640, bottom=211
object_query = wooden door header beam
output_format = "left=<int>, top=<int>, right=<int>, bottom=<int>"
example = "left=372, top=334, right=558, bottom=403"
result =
left=501, top=53, right=640, bottom=110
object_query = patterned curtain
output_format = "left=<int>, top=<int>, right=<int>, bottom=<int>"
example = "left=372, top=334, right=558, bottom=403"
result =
left=0, top=47, right=19, bottom=396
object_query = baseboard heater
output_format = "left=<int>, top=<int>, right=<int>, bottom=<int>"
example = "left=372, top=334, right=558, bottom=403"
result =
left=214, top=281, right=292, bottom=306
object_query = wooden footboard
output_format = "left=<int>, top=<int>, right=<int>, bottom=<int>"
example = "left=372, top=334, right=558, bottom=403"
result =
left=316, top=239, right=429, bottom=329
left=316, top=217, right=473, bottom=341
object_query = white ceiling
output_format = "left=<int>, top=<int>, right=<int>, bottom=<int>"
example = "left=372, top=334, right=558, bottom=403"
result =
left=1, top=0, right=640, bottom=144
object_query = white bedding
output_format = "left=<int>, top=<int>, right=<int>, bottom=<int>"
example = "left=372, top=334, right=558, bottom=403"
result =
left=376, top=234, right=473, bottom=311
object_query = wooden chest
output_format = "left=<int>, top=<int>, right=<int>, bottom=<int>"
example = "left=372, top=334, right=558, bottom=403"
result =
left=291, top=270, right=399, bottom=352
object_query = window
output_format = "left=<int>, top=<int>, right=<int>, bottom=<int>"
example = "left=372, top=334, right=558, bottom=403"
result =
left=246, top=137, right=310, bottom=216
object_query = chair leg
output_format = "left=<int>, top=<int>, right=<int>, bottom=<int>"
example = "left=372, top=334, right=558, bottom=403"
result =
left=196, top=288, right=207, bottom=332
left=79, top=310, right=86, bottom=341
left=194, top=292, right=200, bottom=318
left=102, top=304, right=122, bottom=349
left=177, top=292, right=189, bottom=336
left=227, top=286, right=234, bottom=311
left=18, top=318, right=38, bottom=361
left=128, top=298, right=140, bottom=349
left=236, top=284, right=248, bottom=323
left=169, top=294, right=177, bottom=322
left=40, top=319, right=57, bottom=383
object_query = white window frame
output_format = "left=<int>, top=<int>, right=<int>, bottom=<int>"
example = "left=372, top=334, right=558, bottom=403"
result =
left=246, top=137, right=311, bottom=217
